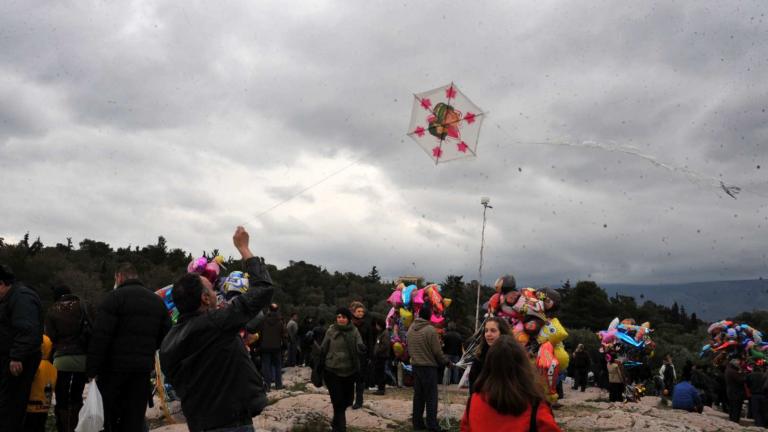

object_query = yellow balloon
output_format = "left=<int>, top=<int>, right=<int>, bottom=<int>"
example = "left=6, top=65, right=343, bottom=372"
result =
left=537, top=318, right=568, bottom=345
left=393, top=342, right=404, bottom=358
left=400, top=308, right=414, bottom=329
left=515, top=331, right=530, bottom=346
left=555, top=343, right=570, bottom=370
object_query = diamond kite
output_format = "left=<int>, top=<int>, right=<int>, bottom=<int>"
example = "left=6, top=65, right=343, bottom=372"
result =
left=407, top=83, right=485, bottom=164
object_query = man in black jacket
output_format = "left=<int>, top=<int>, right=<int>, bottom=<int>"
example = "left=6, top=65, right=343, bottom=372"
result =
left=87, top=262, right=171, bottom=432
left=0, top=264, right=43, bottom=431
left=160, top=226, right=274, bottom=432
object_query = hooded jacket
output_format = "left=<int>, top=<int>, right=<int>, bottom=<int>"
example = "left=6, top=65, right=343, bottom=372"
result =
left=160, top=256, right=274, bottom=432
left=321, top=323, right=365, bottom=377
left=27, top=335, right=57, bottom=414
left=0, top=282, right=43, bottom=361
left=406, top=318, right=448, bottom=367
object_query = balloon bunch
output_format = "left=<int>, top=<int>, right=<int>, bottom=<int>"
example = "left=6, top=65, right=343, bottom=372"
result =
left=385, top=283, right=452, bottom=361
left=156, top=256, right=248, bottom=323
left=598, top=318, right=655, bottom=368
left=701, top=320, right=767, bottom=366
left=486, top=275, right=569, bottom=403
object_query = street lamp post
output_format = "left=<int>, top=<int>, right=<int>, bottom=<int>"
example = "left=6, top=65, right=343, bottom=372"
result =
left=475, top=197, right=492, bottom=332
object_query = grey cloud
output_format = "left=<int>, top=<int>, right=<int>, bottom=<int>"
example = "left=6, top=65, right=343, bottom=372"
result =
left=2, top=1, right=768, bottom=287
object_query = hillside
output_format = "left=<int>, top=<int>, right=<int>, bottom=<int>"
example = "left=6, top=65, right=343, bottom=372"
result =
left=603, top=279, right=768, bottom=321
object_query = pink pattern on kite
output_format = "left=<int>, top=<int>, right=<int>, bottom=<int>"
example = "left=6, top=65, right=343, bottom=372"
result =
left=414, top=126, right=425, bottom=137
left=446, top=86, right=457, bottom=99
left=457, top=141, right=469, bottom=153
left=420, top=98, right=432, bottom=110
left=464, top=112, right=476, bottom=124
left=432, top=146, right=443, bottom=158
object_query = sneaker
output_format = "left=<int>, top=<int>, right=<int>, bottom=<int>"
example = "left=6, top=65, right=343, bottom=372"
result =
left=352, top=403, right=362, bottom=410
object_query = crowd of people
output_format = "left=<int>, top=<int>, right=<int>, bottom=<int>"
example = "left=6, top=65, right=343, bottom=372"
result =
left=2, top=227, right=765, bottom=431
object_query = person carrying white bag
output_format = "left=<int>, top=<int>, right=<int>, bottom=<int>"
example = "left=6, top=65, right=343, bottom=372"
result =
left=75, top=381, right=103, bottom=432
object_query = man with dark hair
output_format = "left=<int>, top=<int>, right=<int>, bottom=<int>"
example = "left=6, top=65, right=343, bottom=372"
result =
left=161, top=226, right=274, bottom=432
left=407, top=303, right=450, bottom=432
left=87, top=262, right=170, bottom=431
left=672, top=371, right=703, bottom=413
left=0, top=264, right=43, bottom=431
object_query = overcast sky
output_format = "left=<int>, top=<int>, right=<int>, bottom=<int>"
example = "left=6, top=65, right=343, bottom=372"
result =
left=2, top=1, right=767, bottom=286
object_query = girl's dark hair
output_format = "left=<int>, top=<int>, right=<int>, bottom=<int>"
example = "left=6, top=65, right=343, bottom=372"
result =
left=473, top=335, right=546, bottom=415
left=475, top=317, right=512, bottom=356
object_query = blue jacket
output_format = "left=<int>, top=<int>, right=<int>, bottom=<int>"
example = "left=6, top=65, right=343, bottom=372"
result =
left=672, top=380, right=701, bottom=411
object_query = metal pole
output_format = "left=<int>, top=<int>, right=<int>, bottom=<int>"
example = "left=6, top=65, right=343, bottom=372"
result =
left=475, top=202, right=490, bottom=332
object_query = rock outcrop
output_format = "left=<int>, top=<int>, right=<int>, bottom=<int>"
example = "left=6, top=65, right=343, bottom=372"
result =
left=151, top=367, right=762, bottom=431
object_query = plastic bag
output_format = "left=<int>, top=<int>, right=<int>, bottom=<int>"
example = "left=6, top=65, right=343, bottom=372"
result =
left=457, top=364, right=471, bottom=389
left=75, top=382, right=104, bottom=432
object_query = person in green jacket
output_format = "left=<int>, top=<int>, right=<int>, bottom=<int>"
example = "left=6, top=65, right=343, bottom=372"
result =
left=321, top=307, right=366, bottom=432
left=407, top=304, right=451, bottom=432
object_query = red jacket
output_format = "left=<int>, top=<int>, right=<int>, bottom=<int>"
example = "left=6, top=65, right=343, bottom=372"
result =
left=460, top=393, right=561, bottom=432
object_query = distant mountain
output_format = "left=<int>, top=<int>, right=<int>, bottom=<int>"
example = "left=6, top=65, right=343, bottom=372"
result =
left=602, top=279, right=768, bottom=322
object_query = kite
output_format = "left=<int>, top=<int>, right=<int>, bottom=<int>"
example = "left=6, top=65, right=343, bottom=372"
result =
left=407, top=83, right=485, bottom=164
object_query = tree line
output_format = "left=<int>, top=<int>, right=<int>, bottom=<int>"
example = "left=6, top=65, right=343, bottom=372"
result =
left=3, top=232, right=766, bottom=371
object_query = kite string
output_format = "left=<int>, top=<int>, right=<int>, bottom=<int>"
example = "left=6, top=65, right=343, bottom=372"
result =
left=253, top=152, right=371, bottom=219
left=491, top=121, right=739, bottom=191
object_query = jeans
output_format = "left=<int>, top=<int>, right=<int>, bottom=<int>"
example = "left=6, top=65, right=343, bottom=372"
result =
left=287, top=342, right=298, bottom=367
left=412, top=366, right=439, bottom=430
left=261, top=350, right=283, bottom=389
left=444, top=355, right=461, bottom=384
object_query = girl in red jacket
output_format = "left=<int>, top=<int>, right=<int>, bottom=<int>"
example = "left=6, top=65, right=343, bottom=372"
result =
left=461, top=335, right=561, bottom=432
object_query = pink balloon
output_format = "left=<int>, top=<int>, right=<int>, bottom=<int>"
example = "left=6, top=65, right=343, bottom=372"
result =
left=412, top=288, right=425, bottom=305
left=387, top=290, right=403, bottom=307
left=386, top=307, right=396, bottom=328
left=202, top=262, right=220, bottom=284
left=187, top=257, right=208, bottom=274
left=430, top=313, right=445, bottom=326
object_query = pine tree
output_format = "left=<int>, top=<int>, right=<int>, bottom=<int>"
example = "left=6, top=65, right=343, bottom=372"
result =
left=366, top=266, right=381, bottom=283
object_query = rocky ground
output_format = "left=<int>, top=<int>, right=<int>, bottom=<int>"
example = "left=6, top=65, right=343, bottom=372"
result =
left=149, top=367, right=763, bottom=431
